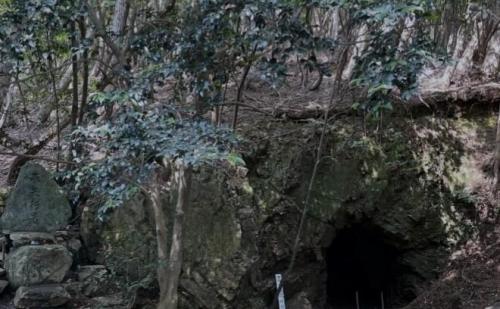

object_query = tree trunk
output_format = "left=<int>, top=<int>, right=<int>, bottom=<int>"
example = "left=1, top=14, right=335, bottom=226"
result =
left=70, top=20, right=79, bottom=128
left=0, top=64, right=11, bottom=111
left=156, top=0, right=176, bottom=14
left=85, top=0, right=126, bottom=68
left=494, top=102, right=500, bottom=203
left=472, top=18, right=500, bottom=74
left=69, top=20, right=79, bottom=160
left=163, top=163, right=191, bottom=309
left=45, top=32, right=62, bottom=171
left=151, top=163, right=192, bottom=309
left=0, top=83, right=16, bottom=130
left=37, top=65, right=73, bottom=123
left=150, top=168, right=169, bottom=309
left=112, top=0, right=128, bottom=37
left=78, top=16, right=90, bottom=125
left=416, top=82, right=500, bottom=106
left=232, top=47, right=256, bottom=130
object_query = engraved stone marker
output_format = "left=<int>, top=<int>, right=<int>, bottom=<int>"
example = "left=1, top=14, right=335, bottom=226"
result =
left=1, top=163, right=71, bottom=233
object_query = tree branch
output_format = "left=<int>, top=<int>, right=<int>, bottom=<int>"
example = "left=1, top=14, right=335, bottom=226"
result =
left=0, top=151, right=76, bottom=165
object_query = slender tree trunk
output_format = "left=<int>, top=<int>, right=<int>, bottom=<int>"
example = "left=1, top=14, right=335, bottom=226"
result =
left=112, top=0, right=128, bottom=37
left=78, top=16, right=90, bottom=125
left=150, top=169, right=170, bottom=309
left=472, top=18, right=500, bottom=72
left=69, top=20, right=79, bottom=160
left=494, top=102, right=500, bottom=204
left=46, top=31, right=61, bottom=172
left=14, top=73, right=30, bottom=133
left=70, top=21, right=79, bottom=128
left=232, top=47, right=256, bottom=130
left=0, top=83, right=16, bottom=131
left=38, top=65, right=73, bottom=123
left=231, top=64, right=252, bottom=130
left=161, top=164, right=191, bottom=309
left=0, top=65, right=10, bottom=113
left=156, top=0, right=176, bottom=14
left=151, top=163, right=192, bottom=309
left=85, top=0, right=126, bottom=68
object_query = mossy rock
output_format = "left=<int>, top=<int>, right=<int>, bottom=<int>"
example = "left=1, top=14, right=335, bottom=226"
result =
left=86, top=168, right=247, bottom=299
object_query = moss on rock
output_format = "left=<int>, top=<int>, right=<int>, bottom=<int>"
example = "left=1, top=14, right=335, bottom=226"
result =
left=81, top=111, right=492, bottom=308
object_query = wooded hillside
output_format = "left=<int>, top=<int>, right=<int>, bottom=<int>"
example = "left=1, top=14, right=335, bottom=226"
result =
left=0, top=0, right=499, bottom=308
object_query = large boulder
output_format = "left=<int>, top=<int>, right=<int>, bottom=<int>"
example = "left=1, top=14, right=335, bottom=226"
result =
left=14, top=284, right=71, bottom=308
left=80, top=194, right=157, bottom=283
left=1, top=163, right=71, bottom=233
left=6, top=245, right=72, bottom=287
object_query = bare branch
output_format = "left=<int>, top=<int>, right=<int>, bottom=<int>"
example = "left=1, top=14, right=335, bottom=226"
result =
left=0, top=151, right=76, bottom=165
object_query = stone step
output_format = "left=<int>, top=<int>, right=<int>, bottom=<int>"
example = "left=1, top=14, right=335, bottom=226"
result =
left=9, top=232, right=55, bottom=247
left=14, top=284, right=71, bottom=308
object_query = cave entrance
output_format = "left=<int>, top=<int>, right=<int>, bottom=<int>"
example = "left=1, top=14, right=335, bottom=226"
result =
left=326, top=224, right=414, bottom=309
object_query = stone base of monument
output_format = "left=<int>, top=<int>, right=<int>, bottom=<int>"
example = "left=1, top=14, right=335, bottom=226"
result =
left=0, top=164, right=75, bottom=308
left=13, top=285, right=71, bottom=308
left=6, top=244, right=73, bottom=288
left=0, top=164, right=129, bottom=308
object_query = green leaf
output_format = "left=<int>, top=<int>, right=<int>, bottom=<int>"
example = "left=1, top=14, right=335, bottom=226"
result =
left=227, top=153, right=246, bottom=167
left=367, top=84, right=392, bottom=97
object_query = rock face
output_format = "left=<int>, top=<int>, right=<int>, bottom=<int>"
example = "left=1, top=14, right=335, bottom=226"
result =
left=288, top=292, right=313, bottom=309
left=91, top=293, right=128, bottom=308
left=6, top=245, right=72, bottom=287
left=81, top=194, right=157, bottom=283
left=0, top=280, right=8, bottom=294
left=81, top=115, right=491, bottom=308
left=485, top=303, right=500, bottom=309
left=77, top=265, right=115, bottom=297
left=1, top=163, right=71, bottom=233
left=14, top=285, right=71, bottom=308
left=0, top=187, right=8, bottom=215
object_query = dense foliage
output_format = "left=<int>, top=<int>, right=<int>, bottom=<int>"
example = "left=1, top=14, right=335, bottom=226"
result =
left=71, top=107, right=237, bottom=216
left=0, top=0, right=496, bottom=229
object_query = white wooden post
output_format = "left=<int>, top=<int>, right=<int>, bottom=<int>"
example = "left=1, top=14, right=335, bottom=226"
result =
left=275, top=274, right=286, bottom=309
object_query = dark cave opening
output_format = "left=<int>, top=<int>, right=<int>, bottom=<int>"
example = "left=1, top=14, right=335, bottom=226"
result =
left=326, top=224, right=415, bottom=309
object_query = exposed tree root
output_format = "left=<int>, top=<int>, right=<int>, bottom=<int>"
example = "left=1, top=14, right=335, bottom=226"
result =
left=270, top=102, right=342, bottom=120
left=413, top=82, right=500, bottom=106
left=270, top=83, right=500, bottom=120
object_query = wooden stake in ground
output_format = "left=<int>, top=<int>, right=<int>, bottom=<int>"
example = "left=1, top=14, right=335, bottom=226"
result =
left=355, top=291, right=360, bottom=309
